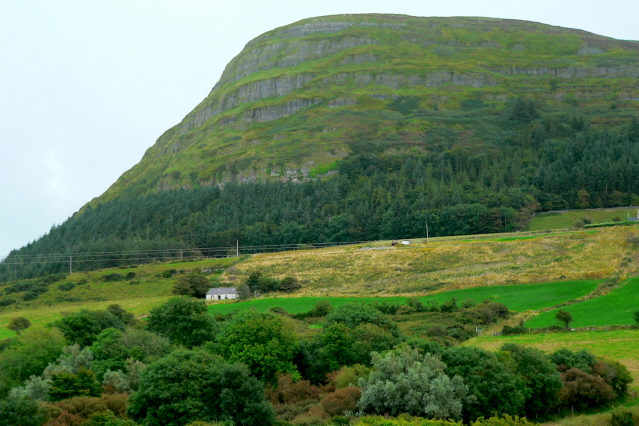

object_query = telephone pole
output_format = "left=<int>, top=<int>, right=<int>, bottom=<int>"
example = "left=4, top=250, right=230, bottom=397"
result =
left=425, top=220, right=429, bottom=243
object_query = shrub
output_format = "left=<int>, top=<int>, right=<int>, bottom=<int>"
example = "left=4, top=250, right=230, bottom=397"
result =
left=0, top=395, right=47, bottom=426
left=325, top=303, right=400, bottom=337
left=161, top=269, right=176, bottom=278
left=58, top=282, right=76, bottom=291
left=128, top=349, right=274, bottom=426
left=216, top=310, right=298, bottom=383
left=49, top=369, right=103, bottom=401
left=101, top=274, right=124, bottom=282
left=147, top=297, right=218, bottom=348
left=358, top=347, right=468, bottom=419
left=172, top=273, right=211, bottom=298
left=280, top=276, right=301, bottom=292
left=267, top=374, right=322, bottom=405
left=321, top=386, right=361, bottom=416
left=52, top=310, right=125, bottom=347
left=0, top=299, right=16, bottom=307
left=559, top=368, right=615, bottom=409
left=124, top=272, right=136, bottom=280
left=610, top=408, right=634, bottom=426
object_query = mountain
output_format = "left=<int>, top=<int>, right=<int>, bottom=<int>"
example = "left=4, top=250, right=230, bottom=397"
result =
left=100, top=14, right=639, bottom=200
left=3, top=14, right=639, bottom=280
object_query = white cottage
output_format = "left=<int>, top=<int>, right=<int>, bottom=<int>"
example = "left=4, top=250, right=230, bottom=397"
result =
left=206, top=287, right=239, bottom=301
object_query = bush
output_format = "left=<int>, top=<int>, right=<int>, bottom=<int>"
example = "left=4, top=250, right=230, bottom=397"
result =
left=325, top=303, right=400, bottom=337
left=0, top=395, right=47, bottom=426
left=162, top=269, right=176, bottom=278
left=172, top=273, right=211, bottom=298
left=52, top=310, right=125, bottom=347
left=358, top=347, right=468, bottom=419
left=128, top=349, right=274, bottom=426
left=610, top=408, right=634, bottom=426
left=147, top=297, right=218, bottom=348
left=267, top=374, right=322, bottom=405
left=49, top=368, right=103, bottom=401
left=101, top=274, right=124, bottom=282
left=559, top=368, right=615, bottom=409
left=216, top=310, right=298, bottom=383
left=280, top=276, right=301, bottom=293
left=124, top=272, right=136, bottom=280
left=0, top=299, right=16, bottom=307
left=321, top=386, right=361, bottom=416
left=58, top=282, right=77, bottom=291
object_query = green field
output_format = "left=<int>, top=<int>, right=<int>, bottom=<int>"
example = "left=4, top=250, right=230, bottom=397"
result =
left=0, top=258, right=239, bottom=340
left=208, top=279, right=600, bottom=315
left=467, top=330, right=639, bottom=391
left=526, top=276, right=639, bottom=328
left=526, top=208, right=639, bottom=231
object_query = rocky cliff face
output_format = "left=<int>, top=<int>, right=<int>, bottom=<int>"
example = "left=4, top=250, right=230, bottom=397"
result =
left=96, top=14, right=639, bottom=202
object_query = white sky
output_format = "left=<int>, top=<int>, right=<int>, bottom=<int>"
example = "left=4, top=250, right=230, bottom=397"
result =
left=1, top=0, right=638, bottom=258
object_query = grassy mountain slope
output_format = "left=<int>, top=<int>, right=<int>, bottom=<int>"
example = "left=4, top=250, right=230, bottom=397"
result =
left=99, top=14, right=639, bottom=200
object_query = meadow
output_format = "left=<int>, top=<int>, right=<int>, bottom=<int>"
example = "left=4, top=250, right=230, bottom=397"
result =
left=208, top=279, right=600, bottom=315
left=0, top=257, right=238, bottom=339
left=526, top=208, right=639, bottom=231
left=467, top=329, right=639, bottom=391
left=221, top=227, right=631, bottom=296
left=526, top=276, right=639, bottom=328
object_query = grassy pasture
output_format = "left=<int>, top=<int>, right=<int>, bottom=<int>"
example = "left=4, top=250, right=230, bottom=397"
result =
left=527, top=208, right=639, bottom=231
left=221, top=228, right=629, bottom=296
left=526, top=276, right=639, bottom=329
left=467, top=330, right=639, bottom=391
left=0, top=258, right=238, bottom=339
left=0, top=297, right=170, bottom=340
left=208, top=279, right=600, bottom=315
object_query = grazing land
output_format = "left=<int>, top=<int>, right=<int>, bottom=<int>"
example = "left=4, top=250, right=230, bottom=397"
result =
left=467, top=330, right=639, bottom=391
left=526, top=276, right=639, bottom=328
left=0, top=258, right=237, bottom=339
left=221, top=228, right=631, bottom=296
left=208, top=279, right=600, bottom=315
left=526, top=208, right=639, bottom=231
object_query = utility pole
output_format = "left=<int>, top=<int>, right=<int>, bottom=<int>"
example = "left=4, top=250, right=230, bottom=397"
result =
left=236, top=240, right=239, bottom=257
left=425, top=220, right=429, bottom=243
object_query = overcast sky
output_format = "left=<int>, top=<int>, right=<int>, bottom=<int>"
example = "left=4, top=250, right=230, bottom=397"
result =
left=1, top=0, right=638, bottom=258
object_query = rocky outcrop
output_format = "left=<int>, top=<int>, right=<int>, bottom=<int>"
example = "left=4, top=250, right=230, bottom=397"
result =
left=214, top=35, right=377, bottom=89
left=320, top=71, right=499, bottom=89
left=179, top=73, right=316, bottom=133
left=242, top=98, right=322, bottom=122
left=487, top=65, right=639, bottom=78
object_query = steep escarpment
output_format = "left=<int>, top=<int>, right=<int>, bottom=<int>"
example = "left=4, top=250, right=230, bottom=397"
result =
left=95, top=14, right=639, bottom=201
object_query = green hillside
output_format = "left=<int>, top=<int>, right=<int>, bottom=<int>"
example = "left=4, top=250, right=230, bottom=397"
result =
left=527, top=207, right=639, bottom=230
left=207, top=279, right=599, bottom=315
left=526, top=276, right=639, bottom=328
left=102, top=14, right=639, bottom=200
left=3, top=14, right=639, bottom=281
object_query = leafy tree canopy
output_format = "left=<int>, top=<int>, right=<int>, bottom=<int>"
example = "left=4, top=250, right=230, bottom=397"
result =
left=128, top=349, right=274, bottom=426
left=357, top=347, right=468, bottom=419
left=147, top=297, right=218, bottom=348
left=216, top=310, right=298, bottom=383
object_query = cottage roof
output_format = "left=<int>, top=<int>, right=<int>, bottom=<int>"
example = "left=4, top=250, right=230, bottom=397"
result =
left=207, top=287, right=238, bottom=295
